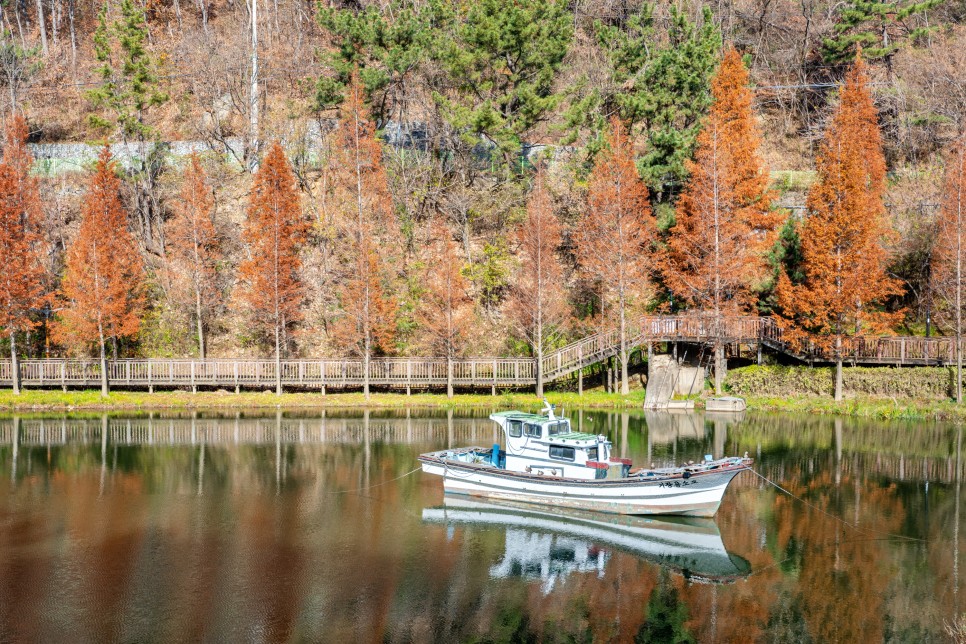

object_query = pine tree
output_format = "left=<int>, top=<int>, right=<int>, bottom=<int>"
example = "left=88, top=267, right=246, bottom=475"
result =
left=56, top=147, right=145, bottom=397
left=435, top=0, right=572, bottom=165
left=661, top=47, right=780, bottom=393
left=822, top=0, right=942, bottom=66
left=932, top=135, right=966, bottom=404
left=87, top=0, right=168, bottom=140
left=237, top=142, right=307, bottom=395
left=0, top=115, right=46, bottom=394
left=327, top=73, right=398, bottom=398
left=776, top=52, right=904, bottom=400
left=167, top=153, right=221, bottom=359
left=575, top=116, right=655, bottom=395
left=506, top=168, right=570, bottom=396
left=417, top=219, right=474, bottom=398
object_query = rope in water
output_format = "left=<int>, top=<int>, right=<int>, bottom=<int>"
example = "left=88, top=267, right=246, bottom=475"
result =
left=749, top=468, right=924, bottom=543
left=335, top=465, right=423, bottom=495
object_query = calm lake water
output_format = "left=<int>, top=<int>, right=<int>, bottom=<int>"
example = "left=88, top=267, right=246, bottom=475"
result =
left=0, top=408, right=962, bottom=643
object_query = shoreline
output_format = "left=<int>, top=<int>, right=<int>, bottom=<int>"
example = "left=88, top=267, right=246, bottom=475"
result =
left=0, top=389, right=647, bottom=413
left=740, top=395, right=966, bottom=421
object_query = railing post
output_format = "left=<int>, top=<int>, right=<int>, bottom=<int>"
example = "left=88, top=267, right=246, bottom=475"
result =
left=191, top=361, right=197, bottom=393
left=320, top=361, right=326, bottom=395
left=406, top=358, right=412, bottom=396
left=234, top=361, right=240, bottom=394
left=61, top=360, right=66, bottom=392
left=514, top=361, right=519, bottom=385
left=125, top=361, right=130, bottom=384
left=577, top=346, right=583, bottom=396
left=148, top=361, right=153, bottom=393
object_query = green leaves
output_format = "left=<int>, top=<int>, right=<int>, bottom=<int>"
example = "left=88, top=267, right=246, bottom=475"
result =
left=86, top=0, right=167, bottom=141
left=434, top=0, right=572, bottom=163
left=821, top=0, right=943, bottom=64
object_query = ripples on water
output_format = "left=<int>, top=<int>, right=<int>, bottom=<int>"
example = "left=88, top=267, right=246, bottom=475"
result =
left=0, top=409, right=962, bottom=642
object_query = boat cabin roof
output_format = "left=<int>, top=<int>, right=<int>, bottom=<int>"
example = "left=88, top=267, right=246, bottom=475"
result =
left=491, top=411, right=602, bottom=444
left=490, top=411, right=550, bottom=423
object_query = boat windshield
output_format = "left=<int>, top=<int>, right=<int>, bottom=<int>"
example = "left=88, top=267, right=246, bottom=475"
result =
left=524, top=423, right=542, bottom=438
left=507, top=420, right=523, bottom=438
left=547, top=420, right=569, bottom=436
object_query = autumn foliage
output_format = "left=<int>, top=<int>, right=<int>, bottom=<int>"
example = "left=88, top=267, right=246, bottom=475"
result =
left=166, top=152, right=222, bottom=358
left=328, top=73, right=398, bottom=396
left=776, top=52, right=903, bottom=390
left=0, top=116, right=46, bottom=393
left=506, top=168, right=569, bottom=396
left=237, top=141, right=307, bottom=391
left=418, top=219, right=475, bottom=396
left=932, top=134, right=966, bottom=403
left=56, top=146, right=145, bottom=394
left=575, top=116, right=655, bottom=394
left=662, top=47, right=779, bottom=315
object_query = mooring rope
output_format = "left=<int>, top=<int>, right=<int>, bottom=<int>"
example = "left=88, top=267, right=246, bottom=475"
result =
left=334, top=465, right=423, bottom=495
left=749, top=468, right=924, bottom=543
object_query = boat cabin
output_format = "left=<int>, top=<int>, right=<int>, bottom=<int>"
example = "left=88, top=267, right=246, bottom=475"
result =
left=489, top=404, right=628, bottom=480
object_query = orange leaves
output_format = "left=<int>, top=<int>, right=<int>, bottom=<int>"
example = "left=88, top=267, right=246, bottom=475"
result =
left=416, top=219, right=474, bottom=358
left=777, top=52, right=903, bottom=351
left=56, top=146, right=145, bottom=352
left=506, top=167, right=569, bottom=354
left=328, top=73, right=398, bottom=360
left=0, top=115, right=46, bottom=336
left=575, top=116, right=655, bottom=321
left=237, top=142, right=307, bottom=352
left=662, top=47, right=778, bottom=315
left=166, top=152, right=221, bottom=358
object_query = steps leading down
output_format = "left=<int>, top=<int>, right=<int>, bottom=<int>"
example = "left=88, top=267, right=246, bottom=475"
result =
left=644, top=354, right=679, bottom=410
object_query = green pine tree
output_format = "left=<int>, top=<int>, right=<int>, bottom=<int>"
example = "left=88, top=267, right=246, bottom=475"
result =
left=822, top=0, right=942, bottom=65
left=87, top=0, right=168, bottom=141
left=434, top=0, right=572, bottom=167
left=568, top=5, right=721, bottom=200
left=315, top=0, right=433, bottom=122
left=635, top=570, right=695, bottom=644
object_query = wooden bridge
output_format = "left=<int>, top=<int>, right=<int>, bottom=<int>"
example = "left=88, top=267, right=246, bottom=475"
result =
left=0, top=315, right=962, bottom=393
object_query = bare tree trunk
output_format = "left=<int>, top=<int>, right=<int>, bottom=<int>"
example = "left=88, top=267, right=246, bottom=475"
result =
left=274, top=323, right=281, bottom=395
left=98, top=328, right=109, bottom=398
left=619, top=303, right=629, bottom=395
left=835, top=336, right=844, bottom=402
left=195, top=285, right=206, bottom=359
left=714, top=341, right=725, bottom=395
left=248, top=0, right=259, bottom=171
left=35, top=0, right=48, bottom=56
left=10, top=332, right=21, bottom=395
left=447, top=356, right=453, bottom=398
left=363, top=348, right=370, bottom=399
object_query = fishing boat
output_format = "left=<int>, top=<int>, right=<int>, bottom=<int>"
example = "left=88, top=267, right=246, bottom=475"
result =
left=418, top=401, right=752, bottom=517
left=422, top=496, right=751, bottom=588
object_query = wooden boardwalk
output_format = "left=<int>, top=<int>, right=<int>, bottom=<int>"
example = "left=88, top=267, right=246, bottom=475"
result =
left=0, top=315, right=962, bottom=392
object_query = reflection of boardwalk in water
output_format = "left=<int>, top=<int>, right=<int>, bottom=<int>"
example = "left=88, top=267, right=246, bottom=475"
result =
left=0, top=415, right=501, bottom=448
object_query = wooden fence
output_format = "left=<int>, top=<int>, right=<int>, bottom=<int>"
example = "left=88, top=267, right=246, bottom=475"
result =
left=1, top=315, right=963, bottom=392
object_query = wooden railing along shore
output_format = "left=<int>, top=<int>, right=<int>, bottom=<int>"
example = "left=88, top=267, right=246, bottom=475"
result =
left=1, top=315, right=963, bottom=392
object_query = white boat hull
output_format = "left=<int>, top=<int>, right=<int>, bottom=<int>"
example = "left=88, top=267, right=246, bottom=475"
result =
left=419, top=452, right=751, bottom=517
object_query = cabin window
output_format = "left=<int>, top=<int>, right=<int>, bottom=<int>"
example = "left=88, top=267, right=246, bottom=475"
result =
left=507, top=421, right=523, bottom=438
left=525, top=423, right=542, bottom=438
left=549, top=445, right=575, bottom=461
left=548, top=421, right=568, bottom=436
left=587, top=447, right=598, bottom=461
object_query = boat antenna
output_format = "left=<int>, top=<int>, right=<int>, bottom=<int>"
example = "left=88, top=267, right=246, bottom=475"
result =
left=542, top=398, right=555, bottom=420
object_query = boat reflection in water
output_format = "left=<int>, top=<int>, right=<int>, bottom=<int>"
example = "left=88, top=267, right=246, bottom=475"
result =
left=422, top=496, right=751, bottom=593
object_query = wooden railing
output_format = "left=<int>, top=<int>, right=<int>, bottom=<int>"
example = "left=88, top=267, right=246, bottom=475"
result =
left=1, top=315, right=964, bottom=392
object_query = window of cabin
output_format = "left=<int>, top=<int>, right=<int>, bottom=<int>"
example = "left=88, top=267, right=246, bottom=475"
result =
left=524, top=423, right=542, bottom=438
left=549, top=445, right=576, bottom=461
left=548, top=421, right=568, bottom=437
left=507, top=420, right=523, bottom=438
left=587, top=447, right=598, bottom=461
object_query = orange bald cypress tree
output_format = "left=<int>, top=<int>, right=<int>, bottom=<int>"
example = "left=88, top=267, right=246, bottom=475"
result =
left=327, top=72, right=397, bottom=398
left=167, top=153, right=221, bottom=359
left=57, top=147, right=145, bottom=397
left=417, top=219, right=474, bottom=398
left=932, top=135, right=966, bottom=404
left=0, top=116, right=46, bottom=394
left=506, top=168, right=570, bottom=396
left=237, top=142, right=307, bottom=394
left=776, top=51, right=903, bottom=401
left=662, top=47, right=779, bottom=394
left=575, top=116, right=655, bottom=395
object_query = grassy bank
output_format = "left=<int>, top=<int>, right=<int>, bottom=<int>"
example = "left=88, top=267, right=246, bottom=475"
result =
left=0, top=388, right=647, bottom=413
left=737, top=394, right=966, bottom=421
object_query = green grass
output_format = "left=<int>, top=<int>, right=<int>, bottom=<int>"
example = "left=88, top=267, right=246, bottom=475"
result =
left=742, top=394, right=966, bottom=421
left=0, top=388, right=647, bottom=413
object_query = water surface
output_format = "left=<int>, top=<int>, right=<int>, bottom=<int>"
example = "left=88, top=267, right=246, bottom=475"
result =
left=0, top=409, right=962, bottom=642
